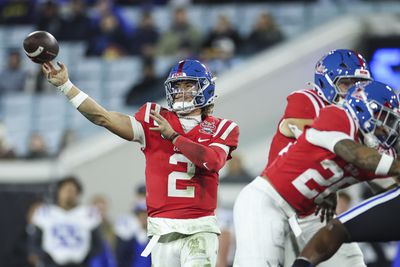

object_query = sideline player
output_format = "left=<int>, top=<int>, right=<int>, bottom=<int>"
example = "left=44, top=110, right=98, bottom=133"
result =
left=234, top=80, right=400, bottom=267
left=234, top=49, right=372, bottom=267
left=41, top=59, right=239, bottom=267
left=27, top=176, right=103, bottom=267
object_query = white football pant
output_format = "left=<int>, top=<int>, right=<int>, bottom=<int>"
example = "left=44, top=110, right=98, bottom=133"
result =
left=233, top=177, right=366, bottom=267
left=151, top=232, right=218, bottom=267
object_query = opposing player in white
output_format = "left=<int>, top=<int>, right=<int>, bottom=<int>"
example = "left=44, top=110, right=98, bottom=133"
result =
left=27, top=176, right=102, bottom=267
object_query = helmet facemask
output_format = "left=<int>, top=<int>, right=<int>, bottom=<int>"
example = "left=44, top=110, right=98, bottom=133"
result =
left=165, top=77, right=211, bottom=115
left=344, top=81, right=400, bottom=149
left=369, top=101, right=400, bottom=148
left=332, top=76, right=372, bottom=105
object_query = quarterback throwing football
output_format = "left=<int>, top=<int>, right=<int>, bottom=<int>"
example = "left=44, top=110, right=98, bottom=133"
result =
left=42, top=59, right=239, bottom=267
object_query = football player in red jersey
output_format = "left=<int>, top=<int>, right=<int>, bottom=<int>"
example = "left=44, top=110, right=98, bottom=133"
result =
left=233, top=49, right=374, bottom=267
left=41, top=59, right=239, bottom=267
left=234, top=81, right=400, bottom=267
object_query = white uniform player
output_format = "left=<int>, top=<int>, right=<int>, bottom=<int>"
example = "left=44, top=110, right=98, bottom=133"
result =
left=29, top=204, right=102, bottom=266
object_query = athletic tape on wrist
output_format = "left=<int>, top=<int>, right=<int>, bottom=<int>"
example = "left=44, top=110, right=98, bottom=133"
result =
left=69, top=91, right=88, bottom=109
left=57, top=79, right=74, bottom=95
left=375, top=153, right=394, bottom=176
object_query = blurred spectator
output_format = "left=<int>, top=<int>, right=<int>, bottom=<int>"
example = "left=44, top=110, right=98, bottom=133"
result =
left=26, top=133, right=49, bottom=159
left=135, top=184, right=146, bottom=202
left=0, top=49, right=28, bottom=95
left=129, top=11, right=159, bottom=57
left=58, top=0, right=91, bottom=41
left=114, top=200, right=151, bottom=267
left=0, top=0, right=36, bottom=25
left=203, top=15, right=242, bottom=54
left=91, top=195, right=117, bottom=267
left=220, top=154, right=252, bottom=184
left=125, top=58, right=165, bottom=106
left=27, top=176, right=103, bottom=267
left=91, top=0, right=133, bottom=35
left=86, top=13, right=130, bottom=58
left=86, top=0, right=132, bottom=58
left=202, top=37, right=239, bottom=75
left=243, top=12, right=284, bottom=55
left=91, top=195, right=117, bottom=249
left=35, top=0, right=63, bottom=39
left=115, top=0, right=168, bottom=5
left=157, top=7, right=202, bottom=57
left=0, top=123, right=16, bottom=159
left=58, top=129, right=78, bottom=153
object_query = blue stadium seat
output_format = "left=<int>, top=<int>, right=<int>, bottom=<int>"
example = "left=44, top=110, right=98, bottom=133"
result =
left=3, top=26, right=35, bottom=47
left=1, top=94, right=34, bottom=156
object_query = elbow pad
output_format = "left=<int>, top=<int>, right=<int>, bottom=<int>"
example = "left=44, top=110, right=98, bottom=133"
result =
left=305, top=128, right=352, bottom=153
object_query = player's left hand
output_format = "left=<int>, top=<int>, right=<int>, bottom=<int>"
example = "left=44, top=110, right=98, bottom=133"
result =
left=315, top=193, right=337, bottom=223
left=149, top=110, right=177, bottom=141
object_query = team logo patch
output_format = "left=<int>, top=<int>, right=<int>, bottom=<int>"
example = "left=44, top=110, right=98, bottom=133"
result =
left=199, top=120, right=216, bottom=135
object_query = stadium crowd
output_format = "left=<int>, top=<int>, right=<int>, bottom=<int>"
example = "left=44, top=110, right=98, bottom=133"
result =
left=0, top=0, right=285, bottom=158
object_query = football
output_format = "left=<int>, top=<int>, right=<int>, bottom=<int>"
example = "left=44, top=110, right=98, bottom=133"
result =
left=23, top=31, right=59, bottom=64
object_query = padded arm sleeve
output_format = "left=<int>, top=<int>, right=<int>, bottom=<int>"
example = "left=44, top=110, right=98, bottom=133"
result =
left=174, top=136, right=228, bottom=172
left=305, top=128, right=353, bottom=153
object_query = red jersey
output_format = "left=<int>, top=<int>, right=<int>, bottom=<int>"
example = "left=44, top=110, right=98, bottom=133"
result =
left=266, top=105, right=383, bottom=216
left=263, top=89, right=328, bottom=171
left=134, top=103, right=239, bottom=219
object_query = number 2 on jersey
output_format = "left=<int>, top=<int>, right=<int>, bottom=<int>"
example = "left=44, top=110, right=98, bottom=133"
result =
left=168, top=153, right=195, bottom=198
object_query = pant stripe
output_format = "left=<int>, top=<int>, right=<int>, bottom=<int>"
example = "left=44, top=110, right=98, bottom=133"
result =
left=338, top=186, right=400, bottom=223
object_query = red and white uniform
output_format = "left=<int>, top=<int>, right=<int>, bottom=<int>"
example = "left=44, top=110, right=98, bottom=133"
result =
left=233, top=105, right=367, bottom=267
left=266, top=105, right=384, bottom=216
left=131, top=103, right=239, bottom=238
left=265, top=89, right=328, bottom=168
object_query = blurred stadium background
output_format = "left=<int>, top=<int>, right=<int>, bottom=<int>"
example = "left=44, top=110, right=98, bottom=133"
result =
left=0, top=0, right=400, bottom=266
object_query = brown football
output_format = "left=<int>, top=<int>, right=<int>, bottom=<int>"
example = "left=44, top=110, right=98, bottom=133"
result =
left=23, top=31, right=59, bottom=64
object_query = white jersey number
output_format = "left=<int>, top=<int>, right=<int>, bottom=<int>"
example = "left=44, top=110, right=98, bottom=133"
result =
left=292, top=159, right=357, bottom=203
left=168, top=153, right=195, bottom=198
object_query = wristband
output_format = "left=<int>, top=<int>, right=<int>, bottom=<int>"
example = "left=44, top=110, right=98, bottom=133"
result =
left=57, top=79, right=74, bottom=95
left=167, top=132, right=180, bottom=142
left=375, top=153, right=394, bottom=176
left=69, top=91, right=89, bottom=109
